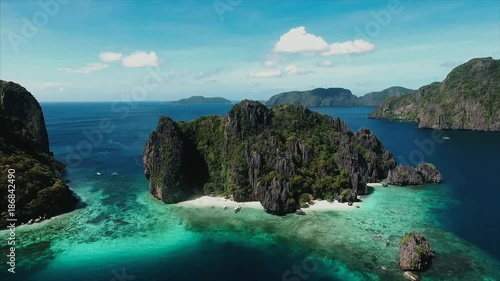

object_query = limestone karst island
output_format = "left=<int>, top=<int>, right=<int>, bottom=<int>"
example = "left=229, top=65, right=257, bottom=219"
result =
left=1, top=1, right=499, bottom=281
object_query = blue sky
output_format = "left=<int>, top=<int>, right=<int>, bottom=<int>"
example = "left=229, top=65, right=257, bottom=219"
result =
left=1, top=0, right=499, bottom=102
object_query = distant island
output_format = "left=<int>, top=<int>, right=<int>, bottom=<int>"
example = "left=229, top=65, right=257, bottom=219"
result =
left=357, top=86, right=414, bottom=106
left=167, top=96, right=231, bottom=104
left=265, top=86, right=413, bottom=107
left=369, top=57, right=500, bottom=131
left=143, top=100, right=441, bottom=215
left=0, top=80, right=77, bottom=227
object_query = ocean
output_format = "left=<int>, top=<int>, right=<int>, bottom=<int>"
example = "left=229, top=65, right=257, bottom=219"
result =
left=1, top=102, right=499, bottom=281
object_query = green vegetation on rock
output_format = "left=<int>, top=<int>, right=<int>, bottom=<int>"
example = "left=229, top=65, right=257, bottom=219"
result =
left=265, top=86, right=413, bottom=107
left=144, top=100, right=397, bottom=215
left=0, top=80, right=77, bottom=227
left=369, top=57, right=500, bottom=131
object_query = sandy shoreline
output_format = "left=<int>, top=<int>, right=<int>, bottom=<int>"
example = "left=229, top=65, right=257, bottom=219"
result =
left=177, top=195, right=363, bottom=213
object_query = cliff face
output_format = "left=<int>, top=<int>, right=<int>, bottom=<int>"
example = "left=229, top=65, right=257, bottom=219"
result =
left=144, top=100, right=397, bottom=215
left=0, top=80, right=77, bottom=227
left=0, top=81, right=50, bottom=153
left=369, top=58, right=500, bottom=131
left=387, top=163, right=442, bottom=186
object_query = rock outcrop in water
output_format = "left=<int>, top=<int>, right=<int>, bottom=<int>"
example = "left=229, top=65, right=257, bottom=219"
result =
left=144, top=100, right=399, bottom=215
left=387, top=163, right=442, bottom=186
left=399, top=232, right=435, bottom=271
left=0, top=80, right=77, bottom=227
left=369, top=58, right=500, bottom=131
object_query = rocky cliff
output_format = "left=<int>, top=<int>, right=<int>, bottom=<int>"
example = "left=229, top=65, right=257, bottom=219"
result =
left=399, top=232, right=435, bottom=271
left=144, top=100, right=399, bottom=215
left=369, top=58, right=500, bottom=131
left=0, top=80, right=77, bottom=227
left=387, top=163, right=442, bottom=186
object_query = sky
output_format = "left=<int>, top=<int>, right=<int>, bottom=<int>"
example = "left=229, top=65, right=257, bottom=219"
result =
left=0, top=0, right=499, bottom=102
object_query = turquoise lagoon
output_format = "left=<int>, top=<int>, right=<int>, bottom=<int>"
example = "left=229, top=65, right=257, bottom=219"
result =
left=1, top=103, right=500, bottom=281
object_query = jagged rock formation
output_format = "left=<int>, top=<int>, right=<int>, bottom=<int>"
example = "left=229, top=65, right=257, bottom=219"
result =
left=0, top=81, right=50, bottom=154
left=369, top=58, right=500, bottom=131
left=144, top=100, right=398, bottom=215
left=0, top=80, right=77, bottom=227
left=387, top=163, right=442, bottom=186
left=265, top=86, right=413, bottom=107
left=399, top=232, right=435, bottom=271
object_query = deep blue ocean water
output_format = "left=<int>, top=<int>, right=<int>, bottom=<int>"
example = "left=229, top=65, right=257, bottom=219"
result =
left=1, top=102, right=499, bottom=281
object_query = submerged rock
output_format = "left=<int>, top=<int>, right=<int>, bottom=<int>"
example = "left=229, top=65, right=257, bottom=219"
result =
left=399, top=232, right=435, bottom=271
left=387, top=163, right=442, bottom=186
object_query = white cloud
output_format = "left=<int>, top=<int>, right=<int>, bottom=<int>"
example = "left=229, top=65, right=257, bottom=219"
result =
left=322, top=40, right=375, bottom=55
left=284, top=64, right=312, bottom=75
left=273, top=26, right=329, bottom=54
left=58, top=63, right=108, bottom=74
left=273, top=26, right=374, bottom=56
left=316, top=60, right=334, bottom=68
left=167, top=69, right=189, bottom=79
left=248, top=70, right=283, bottom=78
left=122, top=51, right=161, bottom=67
left=99, top=52, right=122, bottom=62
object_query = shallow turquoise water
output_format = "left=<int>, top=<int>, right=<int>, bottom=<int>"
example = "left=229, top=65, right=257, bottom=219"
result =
left=1, top=103, right=499, bottom=281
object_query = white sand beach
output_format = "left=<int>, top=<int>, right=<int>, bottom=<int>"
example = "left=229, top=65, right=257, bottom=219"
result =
left=177, top=195, right=363, bottom=212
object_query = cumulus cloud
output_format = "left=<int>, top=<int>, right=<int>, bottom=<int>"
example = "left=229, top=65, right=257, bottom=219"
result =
left=122, top=51, right=161, bottom=67
left=273, top=26, right=374, bottom=56
left=273, top=26, right=329, bottom=54
left=248, top=70, right=283, bottom=78
left=58, top=63, right=108, bottom=74
left=322, top=40, right=375, bottom=55
left=99, top=52, right=122, bottom=62
left=316, top=60, right=334, bottom=68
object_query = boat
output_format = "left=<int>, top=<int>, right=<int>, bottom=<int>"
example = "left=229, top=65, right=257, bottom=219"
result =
left=442, top=136, right=450, bottom=140
left=111, top=172, right=119, bottom=176
left=234, top=206, right=242, bottom=213
left=404, top=271, right=420, bottom=281
left=96, top=172, right=102, bottom=176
